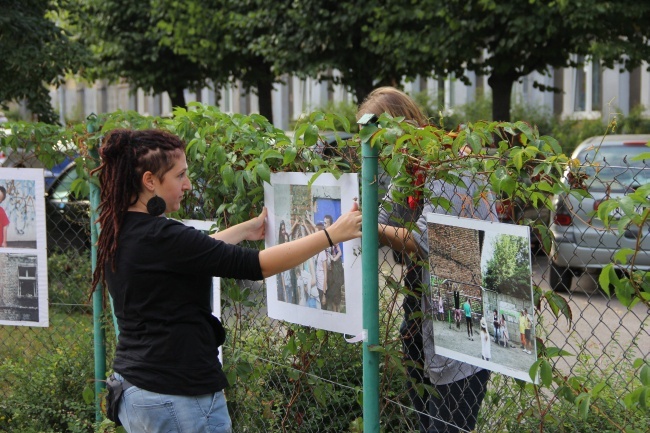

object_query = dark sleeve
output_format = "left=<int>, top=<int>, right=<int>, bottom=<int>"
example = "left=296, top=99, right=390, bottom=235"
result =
left=155, top=220, right=263, bottom=281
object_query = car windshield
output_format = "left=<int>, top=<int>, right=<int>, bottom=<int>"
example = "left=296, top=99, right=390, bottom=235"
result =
left=579, top=145, right=650, bottom=191
left=50, top=167, right=78, bottom=202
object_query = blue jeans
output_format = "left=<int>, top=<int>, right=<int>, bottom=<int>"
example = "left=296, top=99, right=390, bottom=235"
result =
left=114, top=373, right=232, bottom=433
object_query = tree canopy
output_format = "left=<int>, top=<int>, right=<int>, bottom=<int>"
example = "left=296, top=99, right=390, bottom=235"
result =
left=483, top=234, right=531, bottom=298
left=75, top=0, right=211, bottom=109
left=0, top=0, right=88, bottom=124
left=429, top=0, right=650, bottom=122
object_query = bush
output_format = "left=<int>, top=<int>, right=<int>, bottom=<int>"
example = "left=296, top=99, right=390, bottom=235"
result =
left=0, top=337, right=95, bottom=433
left=48, top=250, right=93, bottom=309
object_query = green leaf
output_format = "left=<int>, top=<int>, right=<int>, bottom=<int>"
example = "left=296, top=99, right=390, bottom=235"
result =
left=578, top=394, right=591, bottom=420
left=255, top=162, right=271, bottom=183
left=359, top=124, right=379, bottom=144
left=304, top=124, right=319, bottom=147
left=82, top=385, right=94, bottom=404
left=283, top=146, right=297, bottom=165
left=641, top=364, right=650, bottom=386
left=545, top=346, right=574, bottom=357
left=221, top=164, right=235, bottom=187
left=529, top=359, right=541, bottom=383
left=599, top=265, right=614, bottom=297
left=540, top=359, right=553, bottom=387
left=543, top=290, right=572, bottom=323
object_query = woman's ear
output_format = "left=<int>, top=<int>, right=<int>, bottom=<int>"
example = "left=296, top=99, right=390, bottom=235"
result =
left=141, top=171, right=156, bottom=193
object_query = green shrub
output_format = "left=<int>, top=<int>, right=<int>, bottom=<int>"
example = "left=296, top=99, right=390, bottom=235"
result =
left=48, top=250, right=93, bottom=309
left=0, top=337, right=95, bottom=433
left=618, top=104, right=650, bottom=134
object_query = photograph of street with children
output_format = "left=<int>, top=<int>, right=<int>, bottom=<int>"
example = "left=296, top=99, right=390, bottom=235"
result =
left=264, top=172, right=362, bottom=335
left=426, top=212, right=537, bottom=382
left=0, top=168, right=49, bottom=327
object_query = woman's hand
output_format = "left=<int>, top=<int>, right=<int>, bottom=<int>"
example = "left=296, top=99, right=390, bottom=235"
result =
left=211, top=207, right=267, bottom=244
left=244, top=207, right=267, bottom=241
left=327, top=201, right=362, bottom=244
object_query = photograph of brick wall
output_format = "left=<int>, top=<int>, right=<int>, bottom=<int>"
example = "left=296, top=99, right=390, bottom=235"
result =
left=427, top=223, right=482, bottom=300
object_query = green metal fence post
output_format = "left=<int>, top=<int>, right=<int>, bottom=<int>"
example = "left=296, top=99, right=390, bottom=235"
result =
left=359, top=114, right=380, bottom=432
left=87, top=117, right=106, bottom=421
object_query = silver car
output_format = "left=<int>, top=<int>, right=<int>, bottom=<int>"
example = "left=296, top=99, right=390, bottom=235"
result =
left=549, top=134, right=650, bottom=291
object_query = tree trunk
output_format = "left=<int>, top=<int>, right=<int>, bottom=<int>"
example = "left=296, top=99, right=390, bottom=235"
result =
left=168, top=86, right=187, bottom=110
left=353, top=77, right=376, bottom=107
left=487, top=72, right=518, bottom=122
left=257, top=79, right=274, bottom=124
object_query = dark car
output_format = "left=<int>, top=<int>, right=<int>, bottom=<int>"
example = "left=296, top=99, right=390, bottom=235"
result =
left=45, top=163, right=91, bottom=253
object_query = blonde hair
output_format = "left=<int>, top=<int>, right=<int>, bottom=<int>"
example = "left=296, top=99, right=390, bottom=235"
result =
left=356, top=87, right=428, bottom=126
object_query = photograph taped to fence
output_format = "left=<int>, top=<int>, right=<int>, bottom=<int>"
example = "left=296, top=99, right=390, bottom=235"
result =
left=426, top=212, right=537, bottom=383
left=0, top=168, right=49, bottom=327
left=264, top=172, right=362, bottom=335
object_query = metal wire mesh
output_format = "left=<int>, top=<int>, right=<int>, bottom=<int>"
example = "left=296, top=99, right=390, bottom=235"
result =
left=1, top=130, right=649, bottom=433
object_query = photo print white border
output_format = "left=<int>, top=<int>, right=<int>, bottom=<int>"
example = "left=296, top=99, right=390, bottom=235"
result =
left=0, top=168, right=49, bottom=327
left=182, top=219, right=222, bottom=363
left=426, top=212, right=537, bottom=383
left=264, top=172, right=362, bottom=335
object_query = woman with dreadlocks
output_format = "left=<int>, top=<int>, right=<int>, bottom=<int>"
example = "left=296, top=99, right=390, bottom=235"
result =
left=92, top=129, right=361, bottom=433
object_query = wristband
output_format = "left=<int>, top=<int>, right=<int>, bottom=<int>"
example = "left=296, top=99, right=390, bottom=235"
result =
left=323, top=228, right=335, bottom=248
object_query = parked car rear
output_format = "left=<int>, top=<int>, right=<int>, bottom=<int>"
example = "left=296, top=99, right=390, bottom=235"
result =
left=549, top=134, right=650, bottom=291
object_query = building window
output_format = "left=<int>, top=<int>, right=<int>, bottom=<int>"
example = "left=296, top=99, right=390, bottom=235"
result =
left=574, top=56, right=602, bottom=112
left=18, top=266, right=37, bottom=297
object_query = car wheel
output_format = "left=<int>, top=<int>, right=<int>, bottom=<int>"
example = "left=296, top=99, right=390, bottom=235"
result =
left=550, top=262, right=573, bottom=292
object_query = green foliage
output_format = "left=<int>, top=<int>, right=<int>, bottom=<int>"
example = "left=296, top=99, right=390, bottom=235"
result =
left=6, top=106, right=650, bottom=432
left=0, top=337, right=95, bottom=433
left=0, top=0, right=89, bottom=124
left=483, top=234, right=531, bottom=297
left=48, top=250, right=92, bottom=308
left=72, top=0, right=208, bottom=109
left=223, top=323, right=364, bottom=432
left=618, top=105, right=650, bottom=134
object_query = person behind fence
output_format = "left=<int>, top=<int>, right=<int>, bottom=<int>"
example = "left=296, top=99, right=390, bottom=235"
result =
left=0, top=186, right=9, bottom=248
left=360, top=86, right=496, bottom=433
left=90, top=128, right=362, bottom=433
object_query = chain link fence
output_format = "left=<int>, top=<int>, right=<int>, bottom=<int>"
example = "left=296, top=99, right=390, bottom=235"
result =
left=1, top=113, right=648, bottom=432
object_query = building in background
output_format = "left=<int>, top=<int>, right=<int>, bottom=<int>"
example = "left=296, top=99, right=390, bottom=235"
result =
left=37, top=60, right=650, bottom=131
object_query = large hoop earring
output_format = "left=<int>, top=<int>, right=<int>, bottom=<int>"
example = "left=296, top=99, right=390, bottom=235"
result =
left=146, top=195, right=167, bottom=216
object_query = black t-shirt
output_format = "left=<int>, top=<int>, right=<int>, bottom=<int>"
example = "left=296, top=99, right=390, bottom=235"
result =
left=106, top=212, right=263, bottom=395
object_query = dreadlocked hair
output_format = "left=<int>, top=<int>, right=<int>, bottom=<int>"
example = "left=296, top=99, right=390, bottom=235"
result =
left=90, top=129, right=186, bottom=295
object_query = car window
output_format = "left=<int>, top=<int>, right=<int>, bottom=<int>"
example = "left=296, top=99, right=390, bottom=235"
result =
left=579, top=145, right=650, bottom=191
left=50, top=168, right=78, bottom=203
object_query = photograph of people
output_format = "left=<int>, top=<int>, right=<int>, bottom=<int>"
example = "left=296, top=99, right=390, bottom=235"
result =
left=324, top=214, right=344, bottom=312
left=92, top=128, right=362, bottom=432
left=276, top=220, right=293, bottom=303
